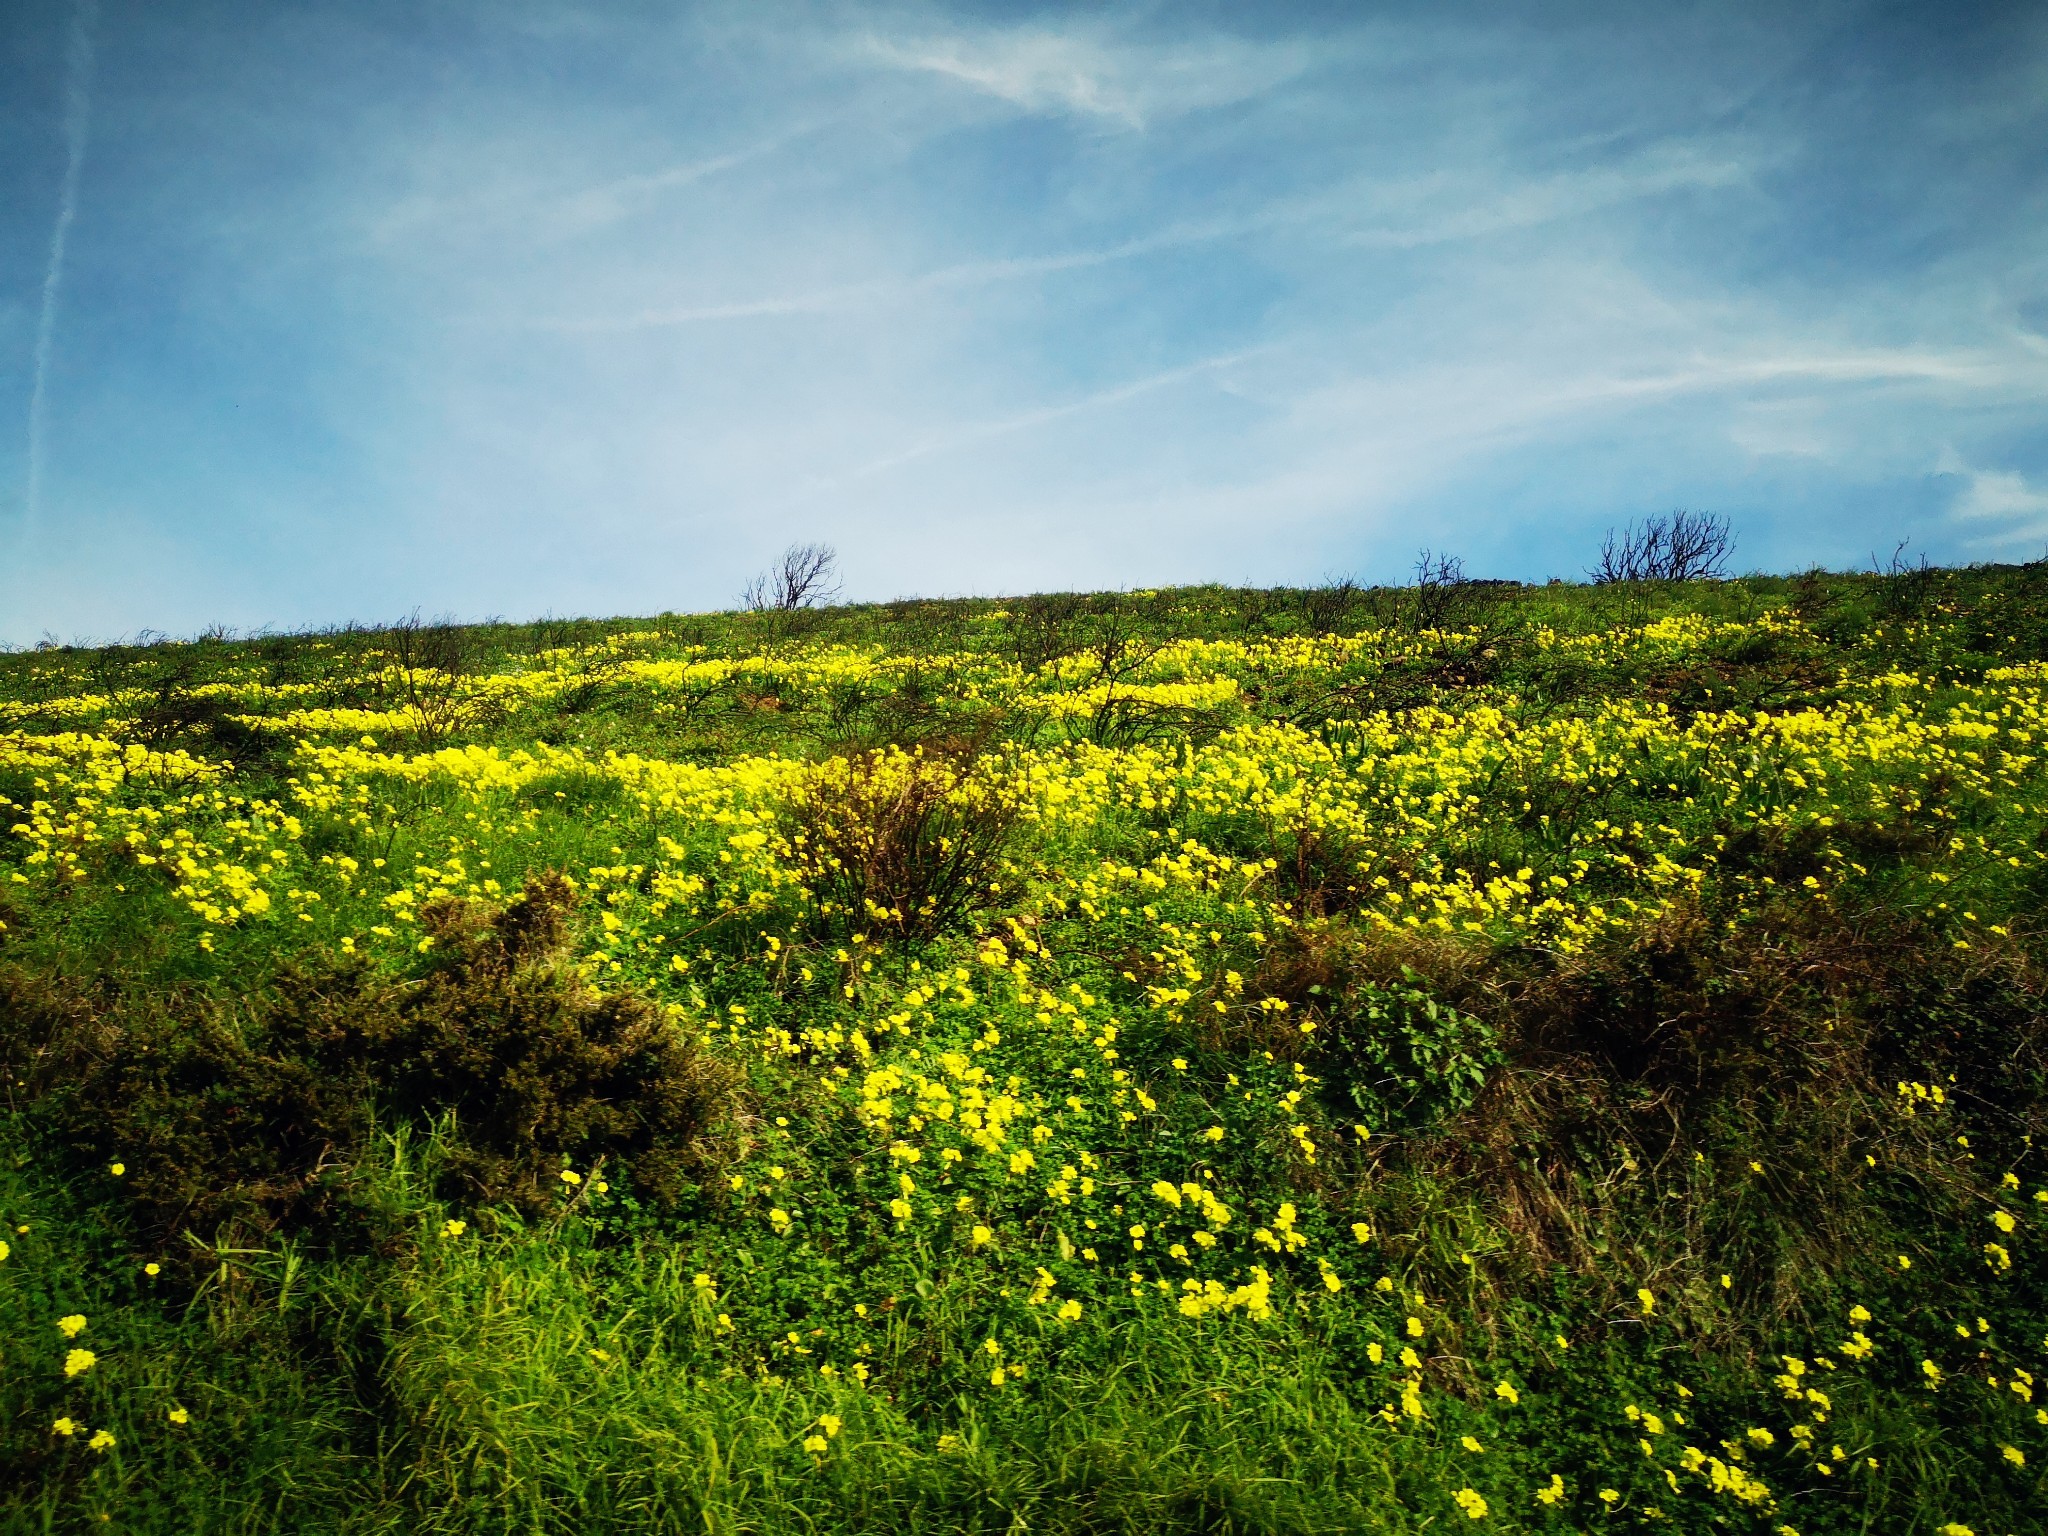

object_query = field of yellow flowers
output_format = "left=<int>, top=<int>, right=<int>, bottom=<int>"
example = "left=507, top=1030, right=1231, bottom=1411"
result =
left=2, top=570, right=2045, bottom=1534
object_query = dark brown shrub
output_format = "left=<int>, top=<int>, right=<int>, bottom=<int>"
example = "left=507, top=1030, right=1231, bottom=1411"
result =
left=786, top=747, right=1019, bottom=942
left=336, top=874, right=731, bottom=1210
left=0, top=964, right=366, bottom=1245
left=0, top=876, right=731, bottom=1249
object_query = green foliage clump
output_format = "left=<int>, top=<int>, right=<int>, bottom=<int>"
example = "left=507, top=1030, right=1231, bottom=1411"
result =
left=1, top=875, right=730, bottom=1249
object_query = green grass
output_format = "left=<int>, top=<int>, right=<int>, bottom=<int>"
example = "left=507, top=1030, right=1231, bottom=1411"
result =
left=3, top=565, right=2047, bottom=1533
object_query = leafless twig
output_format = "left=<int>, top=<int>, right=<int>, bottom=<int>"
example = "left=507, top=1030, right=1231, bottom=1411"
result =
left=742, top=543, right=842, bottom=612
left=1590, top=511, right=1734, bottom=584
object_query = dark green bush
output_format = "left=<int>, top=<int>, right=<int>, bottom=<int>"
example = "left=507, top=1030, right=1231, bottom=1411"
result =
left=0, top=876, right=731, bottom=1250
left=1324, top=975, right=1502, bottom=1131
left=1249, top=928, right=1501, bottom=1129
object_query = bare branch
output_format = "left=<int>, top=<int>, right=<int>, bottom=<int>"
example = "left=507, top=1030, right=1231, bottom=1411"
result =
left=1410, top=549, right=1467, bottom=631
left=743, top=543, right=842, bottom=612
left=1590, top=510, right=1733, bottom=584
left=1298, top=575, right=1360, bottom=636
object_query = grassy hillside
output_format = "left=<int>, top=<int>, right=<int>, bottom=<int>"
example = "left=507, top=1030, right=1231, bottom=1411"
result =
left=2, top=566, right=2046, bottom=1534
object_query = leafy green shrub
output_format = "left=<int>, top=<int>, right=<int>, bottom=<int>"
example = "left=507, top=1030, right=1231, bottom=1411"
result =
left=1250, top=929, right=1502, bottom=1129
left=1328, top=975, right=1502, bottom=1131
left=1303, top=973, right=1501, bottom=1132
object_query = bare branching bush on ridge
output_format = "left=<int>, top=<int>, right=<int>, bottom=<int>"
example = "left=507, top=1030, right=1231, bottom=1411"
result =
left=1590, top=509, right=1735, bottom=584
left=123, top=653, right=285, bottom=774
left=1874, top=538, right=1940, bottom=620
left=1408, top=549, right=1471, bottom=631
left=742, top=542, right=842, bottom=613
left=1004, top=592, right=1088, bottom=672
left=377, top=611, right=493, bottom=744
left=1298, top=576, right=1361, bottom=636
left=385, top=612, right=472, bottom=678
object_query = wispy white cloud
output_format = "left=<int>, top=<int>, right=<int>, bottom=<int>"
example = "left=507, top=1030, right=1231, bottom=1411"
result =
left=551, top=126, right=829, bottom=230
left=520, top=214, right=1266, bottom=331
left=525, top=137, right=1763, bottom=335
left=860, top=19, right=1314, bottom=128
left=22, top=0, right=98, bottom=546
left=816, top=346, right=1271, bottom=486
left=364, top=122, right=828, bottom=250
left=1592, top=344, right=2040, bottom=402
left=1944, top=456, right=2048, bottom=552
left=1343, top=143, right=1755, bottom=249
left=509, top=199, right=1302, bottom=331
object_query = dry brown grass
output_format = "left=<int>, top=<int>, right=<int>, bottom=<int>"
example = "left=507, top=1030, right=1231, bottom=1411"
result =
left=1242, top=900, right=2048, bottom=1327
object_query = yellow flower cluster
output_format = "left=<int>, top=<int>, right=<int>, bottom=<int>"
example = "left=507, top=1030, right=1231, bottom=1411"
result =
left=5, top=602, right=2045, bottom=1529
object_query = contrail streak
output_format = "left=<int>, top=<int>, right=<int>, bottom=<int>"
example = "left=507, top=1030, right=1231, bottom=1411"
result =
left=24, top=0, right=100, bottom=544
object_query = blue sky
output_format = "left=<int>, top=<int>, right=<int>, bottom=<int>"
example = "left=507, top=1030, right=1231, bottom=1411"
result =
left=2, top=0, right=2045, bottom=642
